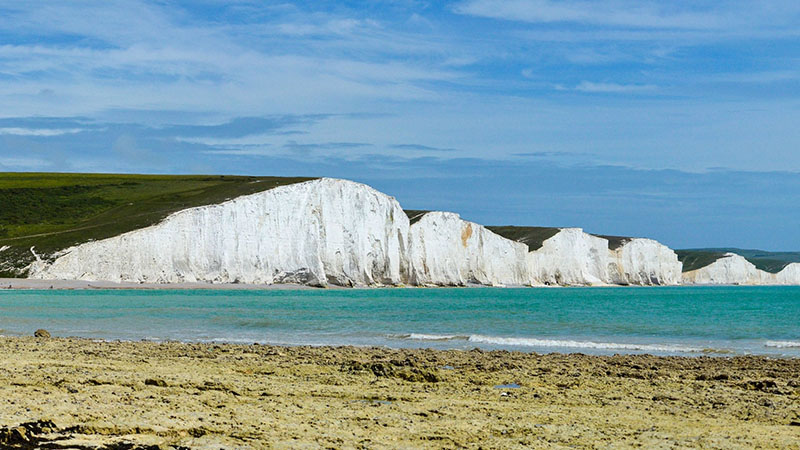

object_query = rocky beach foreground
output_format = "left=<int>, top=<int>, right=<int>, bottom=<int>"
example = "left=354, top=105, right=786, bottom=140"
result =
left=1, top=337, right=799, bottom=449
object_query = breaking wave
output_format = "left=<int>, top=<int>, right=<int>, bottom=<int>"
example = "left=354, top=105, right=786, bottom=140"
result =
left=395, top=333, right=711, bottom=353
left=395, top=333, right=470, bottom=341
left=764, top=340, right=800, bottom=348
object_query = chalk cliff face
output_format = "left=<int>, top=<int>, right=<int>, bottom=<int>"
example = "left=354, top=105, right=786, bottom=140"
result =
left=681, top=253, right=775, bottom=285
left=29, top=179, right=409, bottom=287
left=527, top=229, right=608, bottom=285
left=776, top=263, right=800, bottom=285
left=407, top=212, right=529, bottom=286
left=608, top=239, right=682, bottom=286
left=24, top=177, right=791, bottom=287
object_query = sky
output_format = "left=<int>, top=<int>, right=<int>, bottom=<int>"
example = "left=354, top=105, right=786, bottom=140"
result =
left=0, top=0, right=799, bottom=250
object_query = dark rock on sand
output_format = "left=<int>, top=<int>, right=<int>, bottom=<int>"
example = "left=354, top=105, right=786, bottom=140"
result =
left=33, top=329, right=50, bottom=338
left=0, top=420, right=57, bottom=448
left=144, top=378, right=168, bottom=387
left=341, top=360, right=441, bottom=383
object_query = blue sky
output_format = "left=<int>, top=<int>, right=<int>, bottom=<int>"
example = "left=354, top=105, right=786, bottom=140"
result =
left=1, top=1, right=799, bottom=249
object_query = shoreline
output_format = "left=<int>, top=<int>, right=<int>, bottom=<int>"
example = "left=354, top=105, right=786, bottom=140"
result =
left=2, top=277, right=797, bottom=290
left=0, top=277, right=320, bottom=290
left=1, top=336, right=799, bottom=448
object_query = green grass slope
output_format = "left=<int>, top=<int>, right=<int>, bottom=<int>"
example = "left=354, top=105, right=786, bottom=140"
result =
left=592, top=234, right=633, bottom=251
left=677, top=248, right=800, bottom=274
left=485, top=226, right=561, bottom=252
left=403, top=210, right=430, bottom=225
left=0, top=173, right=314, bottom=276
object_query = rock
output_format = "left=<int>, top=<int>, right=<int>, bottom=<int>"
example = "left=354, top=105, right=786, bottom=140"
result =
left=144, top=378, right=168, bottom=387
left=34, top=329, right=50, bottom=338
left=10, top=426, right=28, bottom=443
left=0, top=420, right=58, bottom=446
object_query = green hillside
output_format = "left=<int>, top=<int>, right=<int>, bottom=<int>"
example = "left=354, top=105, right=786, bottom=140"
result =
left=485, top=226, right=561, bottom=252
left=592, top=234, right=633, bottom=251
left=0, top=173, right=313, bottom=276
left=677, top=248, right=800, bottom=273
left=403, top=210, right=430, bottom=225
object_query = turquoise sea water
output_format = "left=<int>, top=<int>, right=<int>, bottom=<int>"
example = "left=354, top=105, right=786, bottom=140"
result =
left=1, top=287, right=799, bottom=357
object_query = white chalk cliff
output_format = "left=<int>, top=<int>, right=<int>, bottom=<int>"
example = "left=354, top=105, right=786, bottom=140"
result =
left=681, top=253, right=775, bottom=285
left=29, top=178, right=409, bottom=287
left=776, top=263, right=800, bottom=285
left=607, top=239, right=682, bottom=286
left=526, top=229, right=608, bottom=285
left=407, top=212, right=529, bottom=286
left=24, top=177, right=796, bottom=287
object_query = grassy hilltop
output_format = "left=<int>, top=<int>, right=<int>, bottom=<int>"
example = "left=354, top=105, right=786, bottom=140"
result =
left=0, top=173, right=313, bottom=276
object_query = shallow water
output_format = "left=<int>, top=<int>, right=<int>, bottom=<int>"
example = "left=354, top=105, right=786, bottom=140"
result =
left=1, top=286, right=798, bottom=357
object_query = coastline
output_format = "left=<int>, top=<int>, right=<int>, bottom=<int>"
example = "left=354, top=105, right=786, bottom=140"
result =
left=2, top=337, right=799, bottom=448
left=0, top=278, right=320, bottom=290
left=3, top=277, right=797, bottom=290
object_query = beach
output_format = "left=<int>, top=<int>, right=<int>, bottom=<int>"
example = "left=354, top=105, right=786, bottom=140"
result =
left=1, top=337, right=798, bottom=449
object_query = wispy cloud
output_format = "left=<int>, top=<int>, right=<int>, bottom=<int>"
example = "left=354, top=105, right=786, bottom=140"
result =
left=571, top=81, right=657, bottom=93
left=0, top=157, right=51, bottom=170
left=390, top=144, right=457, bottom=152
left=0, top=127, right=86, bottom=136
left=163, top=116, right=327, bottom=139
left=283, top=141, right=373, bottom=153
left=455, top=0, right=800, bottom=30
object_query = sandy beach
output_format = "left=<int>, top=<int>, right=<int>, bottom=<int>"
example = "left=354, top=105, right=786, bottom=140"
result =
left=1, top=337, right=798, bottom=449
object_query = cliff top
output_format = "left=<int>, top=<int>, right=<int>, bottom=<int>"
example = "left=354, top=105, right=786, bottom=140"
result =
left=0, top=173, right=314, bottom=276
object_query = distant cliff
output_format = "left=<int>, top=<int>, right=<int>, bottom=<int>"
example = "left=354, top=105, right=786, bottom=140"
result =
left=682, top=253, right=800, bottom=285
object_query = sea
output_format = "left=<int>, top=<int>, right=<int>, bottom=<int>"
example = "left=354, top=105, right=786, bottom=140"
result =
left=1, top=286, right=799, bottom=357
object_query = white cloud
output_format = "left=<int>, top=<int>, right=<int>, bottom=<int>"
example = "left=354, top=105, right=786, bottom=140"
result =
left=0, top=1, right=798, bottom=175
left=455, top=0, right=800, bottom=30
left=574, top=81, right=656, bottom=93
left=202, top=147, right=273, bottom=157
left=455, top=0, right=724, bottom=29
left=0, top=127, right=85, bottom=136
left=0, top=157, right=51, bottom=169
left=0, top=3, right=466, bottom=118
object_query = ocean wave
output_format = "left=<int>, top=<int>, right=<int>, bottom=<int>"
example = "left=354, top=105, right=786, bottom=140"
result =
left=764, top=340, right=800, bottom=348
left=397, top=333, right=709, bottom=353
left=393, top=333, right=470, bottom=341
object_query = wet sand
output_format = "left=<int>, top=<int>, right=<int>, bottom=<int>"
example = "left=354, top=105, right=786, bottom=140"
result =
left=1, top=337, right=799, bottom=449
